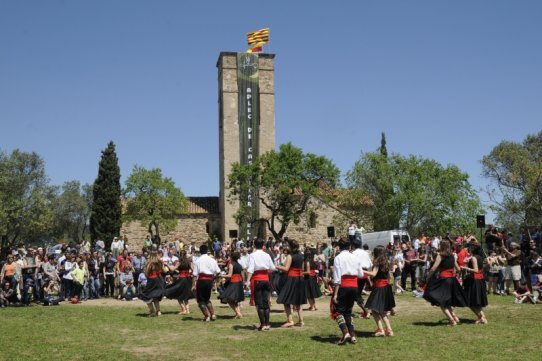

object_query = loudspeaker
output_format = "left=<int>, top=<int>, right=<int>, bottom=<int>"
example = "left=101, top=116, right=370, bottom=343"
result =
left=327, top=226, right=335, bottom=238
left=229, top=230, right=238, bottom=238
left=476, top=215, right=485, bottom=228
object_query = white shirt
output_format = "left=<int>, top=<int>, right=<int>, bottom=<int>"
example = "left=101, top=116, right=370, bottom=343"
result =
left=352, top=248, right=372, bottom=270
left=192, top=254, right=220, bottom=277
left=247, top=249, right=276, bottom=273
left=239, top=254, right=250, bottom=269
left=431, top=237, right=440, bottom=249
left=348, top=226, right=356, bottom=236
left=412, top=238, right=420, bottom=250
left=333, top=250, right=363, bottom=285
left=111, top=240, right=121, bottom=250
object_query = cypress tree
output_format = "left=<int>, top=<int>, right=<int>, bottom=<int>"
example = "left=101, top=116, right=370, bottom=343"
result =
left=89, top=141, right=122, bottom=249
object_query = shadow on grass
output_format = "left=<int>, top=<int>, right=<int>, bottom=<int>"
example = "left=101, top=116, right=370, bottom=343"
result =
left=412, top=321, right=447, bottom=327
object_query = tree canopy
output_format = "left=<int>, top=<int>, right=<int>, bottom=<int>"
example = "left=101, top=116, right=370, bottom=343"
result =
left=228, top=142, right=340, bottom=240
left=0, top=149, right=55, bottom=249
left=89, top=141, right=122, bottom=248
left=347, top=150, right=483, bottom=236
left=482, top=130, right=542, bottom=230
left=51, top=181, right=92, bottom=242
left=123, top=166, right=188, bottom=238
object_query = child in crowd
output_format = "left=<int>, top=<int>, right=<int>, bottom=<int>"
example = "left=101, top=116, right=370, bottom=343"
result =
left=392, top=258, right=405, bottom=295
left=1, top=281, right=16, bottom=307
left=43, top=280, right=61, bottom=306
left=513, top=281, right=533, bottom=304
left=122, top=280, right=137, bottom=301
left=412, top=282, right=426, bottom=298
left=22, top=278, right=34, bottom=306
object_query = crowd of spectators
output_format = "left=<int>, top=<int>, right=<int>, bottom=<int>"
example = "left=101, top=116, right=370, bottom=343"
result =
left=1, top=226, right=541, bottom=309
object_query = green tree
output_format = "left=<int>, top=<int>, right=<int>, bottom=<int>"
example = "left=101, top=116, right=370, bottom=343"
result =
left=0, top=149, right=55, bottom=249
left=52, top=181, right=92, bottom=242
left=346, top=151, right=400, bottom=231
left=89, top=141, right=122, bottom=249
left=228, top=142, right=340, bottom=240
left=482, top=130, right=542, bottom=228
left=123, top=166, right=188, bottom=238
left=347, top=151, right=482, bottom=236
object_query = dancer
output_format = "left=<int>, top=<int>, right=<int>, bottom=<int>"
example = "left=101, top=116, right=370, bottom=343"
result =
left=461, top=244, right=488, bottom=324
left=351, top=238, right=372, bottom=318
left=423, top=239, right=466, bottom=326
left=192, top=244, right=220, bottom=321
left=276, top=239, right=307, bottom=327
left=364, top=245, right=396, bottom=336
left=304, top=248, right=322, bottom=311
left=219, top=251, right=245, bottom=318
left=246, top=238, right=276, bottom=330
left=330, top=238, right=363, bottom=345
left=139, top=252, right=165, bottom=317
left=165, top=250, right=193, bottom=314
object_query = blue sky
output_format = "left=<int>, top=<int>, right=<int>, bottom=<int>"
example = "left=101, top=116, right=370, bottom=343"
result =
left=1, top=1, right=541, bottom=223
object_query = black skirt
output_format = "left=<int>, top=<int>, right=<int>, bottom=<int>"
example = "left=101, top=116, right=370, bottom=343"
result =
left=463, top=278, right=488, bottom=308
left=365, top=285, right=396, bottom=313
left=305, top=275, right=322, bottom=299
left=219, top=281, right=245, bottom=304
left=165, top=277, right=193, bottom=302
left=276, top=276, right=307, bottom=305
left=139, top=277, right=165, bottom=304
left=423, top=276, right=467, bottom=308
left=271, top=271, right=287, bottom=294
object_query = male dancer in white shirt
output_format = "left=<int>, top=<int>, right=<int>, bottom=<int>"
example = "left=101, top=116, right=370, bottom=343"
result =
left=246, top=238, right=276, bottom=330
left=331, top=238, right=364, bottom=345
left=192, top=244, right=221, bottom=321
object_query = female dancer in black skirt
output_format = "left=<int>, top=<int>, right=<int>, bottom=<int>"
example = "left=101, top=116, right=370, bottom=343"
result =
left=276, top=239, right=307, bottom=327
left=304, top=248, right=322, bottom=311
left=271, top=247, right=290, bottom=297
left=165, top=250, right=193, bottom=315
left=423, top=239, right=466, bottom=326
left=461, top=244, right=488, bottom=324
left=139, top=252, right=165, bottom=317
left=364, top=246, right=396, bottom=336
left=219, top=251, right=245, bottom=318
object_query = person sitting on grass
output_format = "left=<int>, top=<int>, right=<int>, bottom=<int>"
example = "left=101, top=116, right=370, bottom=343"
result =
left=412, top=282, right=426, bottom=298
left=121, top=280, right=137, bottom=301
left=118, top=265, right=134, bottom=300
left=43, top=280, right=61, bottom=306
left=513, top=281, right=533, bottom=304
left=1, top=281, right=16, bottom=307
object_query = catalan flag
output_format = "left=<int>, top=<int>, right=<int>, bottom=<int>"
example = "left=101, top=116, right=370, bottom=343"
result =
left=247, top=28, right=269, bottom=46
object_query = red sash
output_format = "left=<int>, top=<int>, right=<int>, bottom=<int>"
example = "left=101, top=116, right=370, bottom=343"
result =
left=309, top=270, right=316, bottom=277
left=440, top=269, right=455, bottom=278
left=250, top=270, right=270, bottom=306
left=472, top=271, right=484, bottom=280
left=198, top=273, right=214, bottom=281
left=148, top=271, right=161, bottom=279
left=288, top=268, right=303, bottom=277
left=373, top=279, right=389, bottom=288
left=340, top=275, right=358, bottom=288
left=179, top=270, right=191, bottom=278
left=231, top=274, right=243, bottom=283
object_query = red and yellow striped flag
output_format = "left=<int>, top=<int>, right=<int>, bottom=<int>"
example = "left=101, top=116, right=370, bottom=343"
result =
left=247, top=28, right=269, bottom=46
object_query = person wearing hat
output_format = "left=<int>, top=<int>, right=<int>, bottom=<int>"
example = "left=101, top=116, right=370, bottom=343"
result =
left=503, top=242, right=522, bottom=293
left=111, top=237, right=122, bottom=259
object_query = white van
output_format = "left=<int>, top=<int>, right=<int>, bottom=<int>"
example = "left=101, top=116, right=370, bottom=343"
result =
left=362, top=230, right=411, bottom=251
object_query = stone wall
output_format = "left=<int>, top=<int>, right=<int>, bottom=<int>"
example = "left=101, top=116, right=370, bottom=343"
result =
left=121, top=214, right=221, bottom=251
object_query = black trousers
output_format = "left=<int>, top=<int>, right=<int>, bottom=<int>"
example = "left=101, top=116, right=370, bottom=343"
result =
left=401, top=264, right=417, bottom=291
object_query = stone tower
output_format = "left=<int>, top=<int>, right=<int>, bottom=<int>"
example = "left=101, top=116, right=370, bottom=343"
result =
left=217, top=52, right=276, bottom=242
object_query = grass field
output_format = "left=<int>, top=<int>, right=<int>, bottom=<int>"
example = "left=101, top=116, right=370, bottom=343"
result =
left=0, top=293, right=540, bottom=361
